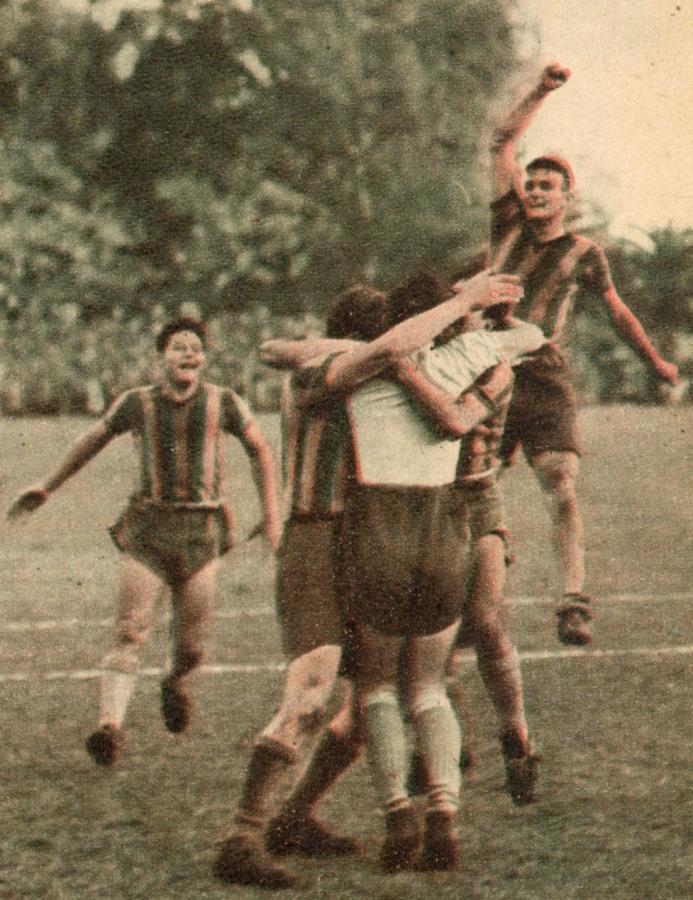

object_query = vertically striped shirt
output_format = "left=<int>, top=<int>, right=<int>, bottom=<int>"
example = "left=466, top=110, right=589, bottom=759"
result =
left=491, top=190, right=613, bottom=342
left=103, top=383, right=254, bottom=506
left=455, top=363, right=514, bottom=482
left=281, top=356, right=354, bottom=519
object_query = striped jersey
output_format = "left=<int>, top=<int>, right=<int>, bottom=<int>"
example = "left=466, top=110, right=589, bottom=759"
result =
left=281, top=355, right=354, bottom=519
left=103, top=382, right=254, bottom=506
left=491, top=190, right=613, bottom=342
left=455, top=362, right=514, bottom=482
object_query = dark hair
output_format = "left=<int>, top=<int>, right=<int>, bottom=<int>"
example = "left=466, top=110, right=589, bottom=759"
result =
left=326, top=284, right=388, bottom=341
left=526, top=155, right=575, bottom=191
left=387, top=267, right=450, bottom=328
left=155, top=317, right=208, bottom=353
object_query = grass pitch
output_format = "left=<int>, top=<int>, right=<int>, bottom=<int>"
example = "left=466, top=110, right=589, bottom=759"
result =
left=0, top=406, right=691, bottom=899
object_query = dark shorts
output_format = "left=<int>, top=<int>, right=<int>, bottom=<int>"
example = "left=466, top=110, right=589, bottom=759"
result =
left=500, top=345, right=582, bottom=465
left=110, top=499, right=233, bottom=584
left=277, top=517, right=348, bottom=660
left=341, top=483, right=471, bottom=637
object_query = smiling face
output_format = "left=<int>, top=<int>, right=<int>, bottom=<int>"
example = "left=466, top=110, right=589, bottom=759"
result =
left=162, top=329, right=206, bottom=389
left=521, top=167, right=570, bottom=224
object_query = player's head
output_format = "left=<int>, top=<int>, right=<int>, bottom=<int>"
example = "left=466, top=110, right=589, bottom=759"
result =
left=326, top=284, right=388, bottom=341
left=522, top=155, right=575, bottom=224
left=156, top=317, right=208, bottom=353
left=387, top=267, right=450, bottom=327
left=526, top=155, right=575, bottom=191
left=156, top=317, right=208, bottom=388
left=388, top=267, right=471, bottom=345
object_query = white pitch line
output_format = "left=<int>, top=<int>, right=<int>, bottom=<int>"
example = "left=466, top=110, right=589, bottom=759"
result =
left=2, top=592, right=692, bottom=633
left=1, top=644, right=691, bottom=684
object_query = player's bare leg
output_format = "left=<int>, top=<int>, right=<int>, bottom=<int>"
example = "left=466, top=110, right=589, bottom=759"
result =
left=86, top=555, right=161, bottom=766
left=161, top=560, right=218, bottom=733
left=533, top=450, right=594, bottom=645
left=466, top=534, right=540, bottom=804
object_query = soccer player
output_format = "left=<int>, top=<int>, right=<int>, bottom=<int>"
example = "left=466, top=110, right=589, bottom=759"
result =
left=392, top=286, right=539, bottom=807
left=489, top=63, right=679, bottom=644
left=213, top=271, right=530, bottom=887
left=8, top=317, right=281, bottom=766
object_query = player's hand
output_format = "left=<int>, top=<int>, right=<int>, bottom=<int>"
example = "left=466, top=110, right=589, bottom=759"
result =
left=461, top=270, right=524, bottom=310
left=7, top=487, right=49, bottom=521
left=539, top=63, right=571, bottom=93
left=654, top=360, right=680, bottom=385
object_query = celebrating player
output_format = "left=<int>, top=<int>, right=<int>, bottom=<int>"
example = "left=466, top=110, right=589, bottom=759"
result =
left=489, top=63, right=679, bottom=644
left=8, top=318, right=281, bottom=766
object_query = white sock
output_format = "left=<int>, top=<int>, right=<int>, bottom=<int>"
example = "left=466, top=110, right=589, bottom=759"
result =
left=98, top=671, right=136, bottom=729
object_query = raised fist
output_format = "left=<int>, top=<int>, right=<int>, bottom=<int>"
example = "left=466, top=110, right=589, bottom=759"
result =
left=540, top=63, right=571, bottom=93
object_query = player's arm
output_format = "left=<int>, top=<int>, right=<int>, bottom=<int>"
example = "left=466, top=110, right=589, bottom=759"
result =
left=395, top=358, right=514, bottom=438
left=602, top=286, right=679, bottom=384
left=7, top=421, right=114, bottom=520
left=239, top=421, right=282, bottom=553
left=491, top=63, right=571, bottom=198
left=259, top=337, right=360, bottom=370
left=325, top=271, right=523, bottom=392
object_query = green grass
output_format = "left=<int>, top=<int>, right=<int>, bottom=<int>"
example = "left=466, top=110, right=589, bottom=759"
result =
left=0, top=406, right=691, bottom=899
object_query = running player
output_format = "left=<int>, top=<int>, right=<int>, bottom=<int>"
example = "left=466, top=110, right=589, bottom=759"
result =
left=8, top=318, right=281, bottom=765
left=489, top=63, right=679, bottom=644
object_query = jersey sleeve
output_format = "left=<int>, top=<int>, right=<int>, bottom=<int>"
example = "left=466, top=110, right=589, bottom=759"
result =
left=291, top=353, right=342, bottom=405
left=102, top=389, right=140, bottom=436
left=220, top=389, right=256, bottom=437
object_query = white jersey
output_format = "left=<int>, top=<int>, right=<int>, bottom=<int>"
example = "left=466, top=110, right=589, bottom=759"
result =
left=347, top=322, right=544, bottom=487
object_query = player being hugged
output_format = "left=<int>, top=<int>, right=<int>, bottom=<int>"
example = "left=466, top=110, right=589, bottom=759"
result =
left=8, top=317, right=281, bottom=766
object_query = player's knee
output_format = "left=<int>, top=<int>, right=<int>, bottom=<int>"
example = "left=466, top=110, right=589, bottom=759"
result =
left=101, top=646, right=140, bottom=674
left=534, top=454, right=578, bottom=499
left=408, top=684, right=450, bottom=719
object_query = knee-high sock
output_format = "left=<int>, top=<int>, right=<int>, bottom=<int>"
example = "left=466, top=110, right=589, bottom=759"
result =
left=280, top=729, right=362, bottom=819
left=411, top=686, right=461, bottom=815
left=364, top=688, right=410, bottom=814
left=98, top=671, right=136, bottom=729
left=234, top=741, right=294, bottom=836
left=476, top=646, right=527, bottom=742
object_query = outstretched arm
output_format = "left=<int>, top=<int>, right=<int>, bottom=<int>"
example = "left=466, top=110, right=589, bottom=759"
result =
left=491, top=63, right=571, bottom=198
left=395, top=358, right=514, bottom=438
left=240, top=421, right=282, bottom=552
left=325, top=271, right=522, bottom=391
left=602, top=287, right=679, bottom=384
left=8, top=421, right=114, bottom=520
left=259, top=337, right=360, bottom=370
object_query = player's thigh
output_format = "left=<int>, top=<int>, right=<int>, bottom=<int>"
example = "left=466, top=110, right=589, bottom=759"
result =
left=355, top=624, right=404, bottom=694
left=114, top=553, right=164, bottom=633
left=405, top=620, right=461, bottom=690
left=173, top=558, right=219, bottom=630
